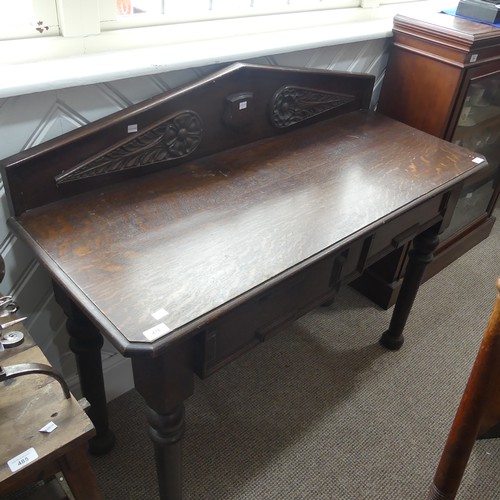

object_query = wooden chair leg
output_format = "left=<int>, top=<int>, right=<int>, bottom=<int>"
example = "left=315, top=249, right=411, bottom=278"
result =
left=58, top=445, right=103, bottom=500
left=428, top=278, right=500, bottom=500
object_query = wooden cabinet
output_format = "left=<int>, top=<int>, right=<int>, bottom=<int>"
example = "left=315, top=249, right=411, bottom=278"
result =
left=355, top=13, right=500, bottom=308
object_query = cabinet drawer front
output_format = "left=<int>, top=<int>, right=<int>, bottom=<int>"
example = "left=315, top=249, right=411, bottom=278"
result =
left=195, top=241, right=363, bottom=377
left=366, top=194, right=445, bottom=264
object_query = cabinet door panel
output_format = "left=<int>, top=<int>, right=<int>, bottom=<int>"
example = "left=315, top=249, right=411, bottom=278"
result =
left=357, top=13, right=500, bottom=309
left=378, top=48, right=461, bottom=138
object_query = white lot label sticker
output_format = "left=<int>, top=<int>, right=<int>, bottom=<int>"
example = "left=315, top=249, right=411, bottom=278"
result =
left=39, top=421, right=58, bottom=433
left=143, top=323, right=170, bottom=341
left=151, top=308, right=169, bottom=321
left=8, top=447, right=38, bottom=472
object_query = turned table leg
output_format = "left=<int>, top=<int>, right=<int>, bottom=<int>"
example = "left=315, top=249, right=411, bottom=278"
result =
left=380, top=226, right=440, bottom=350
left=146, top=404, right=185, bottom=499
left=132, top=341, right=194, bottom=500
left=53, top=283, right=116, bottom=455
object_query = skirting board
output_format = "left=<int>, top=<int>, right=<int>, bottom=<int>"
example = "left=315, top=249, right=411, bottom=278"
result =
left=67, top=354, right=134, bottom=403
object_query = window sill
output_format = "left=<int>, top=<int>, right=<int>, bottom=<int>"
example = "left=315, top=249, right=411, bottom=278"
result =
left=0, top=1, right=453, bottom=98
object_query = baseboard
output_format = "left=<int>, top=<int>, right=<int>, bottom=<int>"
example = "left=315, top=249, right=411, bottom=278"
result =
left=67, top=354, right=134, bottom=403
left=101, top=354, right=135, bottom=402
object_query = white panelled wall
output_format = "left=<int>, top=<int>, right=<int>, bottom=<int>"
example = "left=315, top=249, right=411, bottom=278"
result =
left=0, top=38, right=389, bottom=400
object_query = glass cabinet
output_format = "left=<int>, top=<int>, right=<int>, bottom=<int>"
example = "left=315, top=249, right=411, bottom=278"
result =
left=443, top=70, right=500, bottom=238
left=354, top=13, right=500, bottom=309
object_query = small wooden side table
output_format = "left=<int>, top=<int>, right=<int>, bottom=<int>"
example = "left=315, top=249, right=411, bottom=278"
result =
left=0, top=320, right=102, bottom=499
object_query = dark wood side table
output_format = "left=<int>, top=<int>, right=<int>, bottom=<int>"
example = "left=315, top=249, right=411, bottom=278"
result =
left=0, top=63, right=490, bottom=499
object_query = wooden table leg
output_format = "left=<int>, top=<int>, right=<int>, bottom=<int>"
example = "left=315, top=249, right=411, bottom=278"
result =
left=53, top=283, right=116, bottom=455
left=58, top=445, right=104, bottom=500
left=380, top=226, right=440, bottom=350
left=132, top=341, right=195, bottom=500
left=146, top=403, right=185, bottom=499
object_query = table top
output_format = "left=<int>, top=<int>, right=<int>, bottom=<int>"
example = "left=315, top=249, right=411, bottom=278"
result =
left=11, top=110, right=485, bottom=354
left=394, top=12, right=500, bottom=40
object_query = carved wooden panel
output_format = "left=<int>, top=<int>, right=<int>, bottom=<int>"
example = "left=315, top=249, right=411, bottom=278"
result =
left=270, top=86, right=355, bottom=128
left=56, top=111, right=203, bottom=184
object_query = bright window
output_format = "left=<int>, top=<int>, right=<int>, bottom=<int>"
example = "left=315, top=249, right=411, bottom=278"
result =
left=0, top=0, right=450, bottom=68
left=0, top=0, right=451, bottom=97
left=0, top=0, right=429, bottom=40
left=103, top=0, right=363, bottom=30
left=116, top=0, right=163, bottom=15
left=114, top=0, right=361, bottom=18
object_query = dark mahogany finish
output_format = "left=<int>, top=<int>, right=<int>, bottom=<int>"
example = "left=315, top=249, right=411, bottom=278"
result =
left=357, top=13, right=500, bottom=308
left=2, top=63, right=373, bottom=218
left=0, top=64, right=489, bottom=499
left=379, top=13, right=500, bottom=139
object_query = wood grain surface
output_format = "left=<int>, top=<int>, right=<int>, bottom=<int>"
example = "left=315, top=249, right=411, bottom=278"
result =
left=15, top=111, right=485, bottom=350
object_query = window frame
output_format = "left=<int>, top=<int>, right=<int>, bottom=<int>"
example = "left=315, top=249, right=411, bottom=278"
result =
left=0, top=0, right=454, bottom=98
left=0, top=0, right=59, bottom=40
left=1, top=0, right=447, bottom=41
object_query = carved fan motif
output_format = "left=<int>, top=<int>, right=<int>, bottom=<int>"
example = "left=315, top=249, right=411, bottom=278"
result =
left=55, top=111, right=203, bottom=184
left=271, top=86, right=355, bottom=128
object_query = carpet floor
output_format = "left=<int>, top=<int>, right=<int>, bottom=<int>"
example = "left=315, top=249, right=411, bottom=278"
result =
left=91, top=212, right=500, bottom=499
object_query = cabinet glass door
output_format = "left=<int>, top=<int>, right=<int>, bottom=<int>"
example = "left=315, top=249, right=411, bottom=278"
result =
left=442, top=71, right=500, bottom=239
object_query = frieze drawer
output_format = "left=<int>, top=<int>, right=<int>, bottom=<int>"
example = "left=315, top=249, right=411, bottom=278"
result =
left=195, top=240, right=364, bottom=378
left=365, top=193, right=446, bottom=266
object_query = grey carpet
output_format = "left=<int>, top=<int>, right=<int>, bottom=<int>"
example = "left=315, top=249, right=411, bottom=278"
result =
left=92, top=211, right=500, bottom=499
